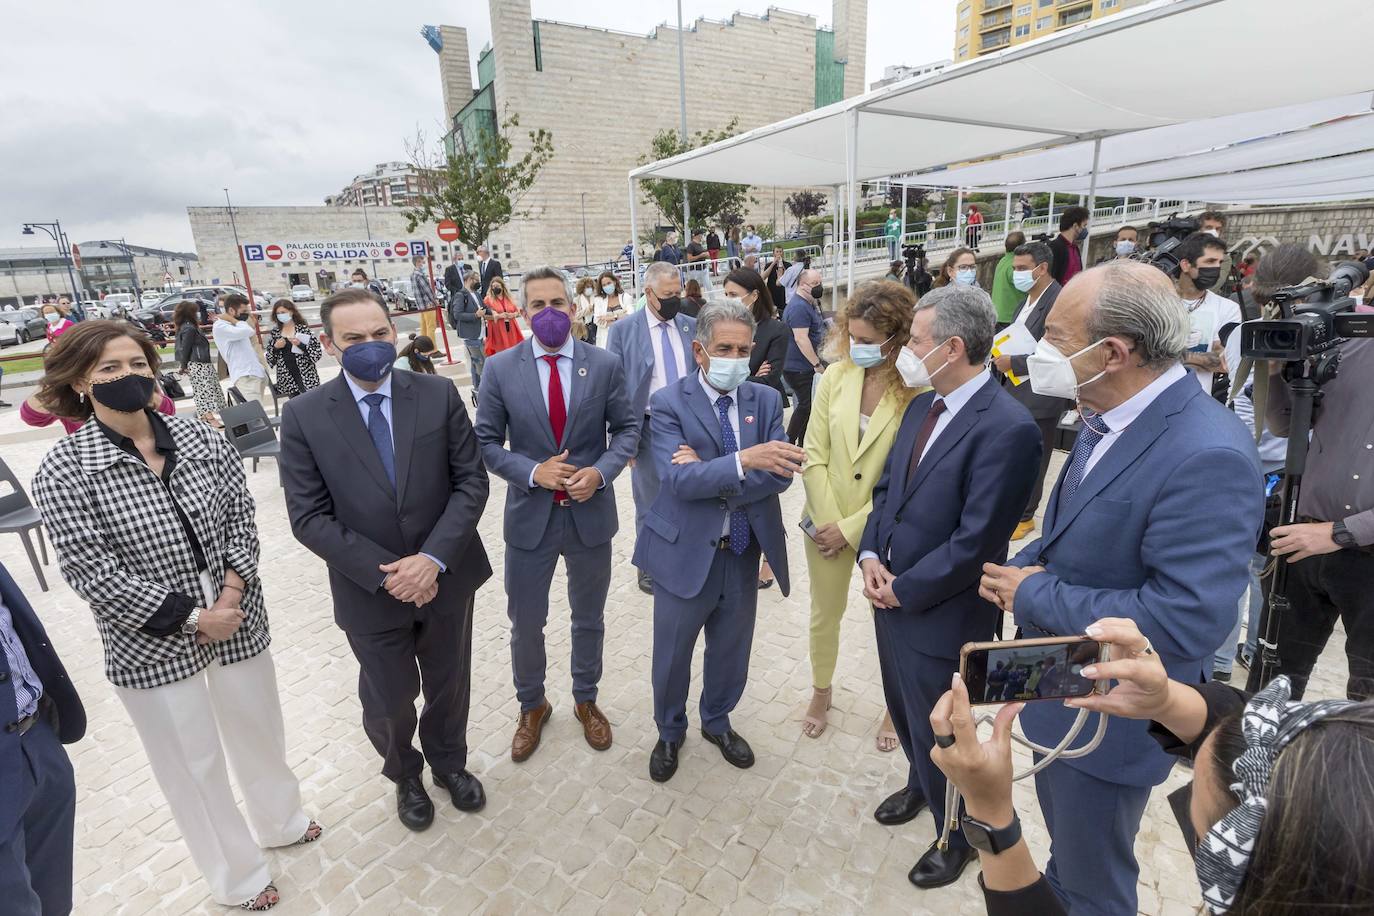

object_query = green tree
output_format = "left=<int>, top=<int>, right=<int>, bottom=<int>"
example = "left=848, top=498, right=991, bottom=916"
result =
left=639, top=119, right=753, bottom=235
left=785, top=190, right=826, bottom=222
left=403, top=109, right=554, bottom=247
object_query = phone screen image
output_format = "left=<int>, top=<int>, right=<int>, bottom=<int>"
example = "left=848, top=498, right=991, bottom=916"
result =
left=962, top=640, right=1102, bottom=705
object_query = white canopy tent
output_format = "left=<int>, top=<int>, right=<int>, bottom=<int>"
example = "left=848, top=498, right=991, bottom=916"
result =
left=629, top=0, right=1374, bottom=291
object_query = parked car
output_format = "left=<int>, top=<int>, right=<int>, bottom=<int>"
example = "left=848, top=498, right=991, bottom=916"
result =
left=291, top=284, right=315, bottom=302
left=80, top=299, right=108, bottom=318
left=102, top=293, right=136, bottom=316
left=0, top=308, right=48, bottom=344
left=386, top=279, right=418, bottom=311
left=0, top=321, right=18, bottom=348
left=140, top=290, right=165, bottom=307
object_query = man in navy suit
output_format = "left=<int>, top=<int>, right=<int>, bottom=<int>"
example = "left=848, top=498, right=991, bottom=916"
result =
left=1, top=560, right=85, bottom=915
left=633, top=300, right=806, bottom=783
left=606, top=261, right=697, bottom=594
left=475, top=266, right=639, bottom=762
left=981, top=261, right=1264, bottom=916
left=859, top=283, right=1041, bottom=889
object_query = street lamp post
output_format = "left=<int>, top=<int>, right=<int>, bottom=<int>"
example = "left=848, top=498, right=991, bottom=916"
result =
left=361, top=199, right=380, bottom=281
left=676, top=0, right=690, bottom=235
left=119, top=238, right=141, bottom=299
left=21, top=219, right=82, bottom=305
left=223, top=188, right=259, bottom=315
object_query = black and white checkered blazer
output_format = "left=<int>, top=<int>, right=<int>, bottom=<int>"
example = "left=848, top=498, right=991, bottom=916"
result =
left=32, top=415, right=270, bottom=690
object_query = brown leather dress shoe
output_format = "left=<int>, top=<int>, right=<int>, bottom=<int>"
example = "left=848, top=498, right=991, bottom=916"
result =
left=574, top=701, right=613, bottom=751
left=511, top=700, right=552, bottom=762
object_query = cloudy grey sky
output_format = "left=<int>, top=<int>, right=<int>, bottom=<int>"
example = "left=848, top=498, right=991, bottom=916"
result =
left=0, top=0, right=952, bottom=253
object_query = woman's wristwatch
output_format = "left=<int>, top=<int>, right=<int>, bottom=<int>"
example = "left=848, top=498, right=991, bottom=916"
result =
left=961, top=812, right=1022, bottom=854
left=182, top=608, right=204, bottom=636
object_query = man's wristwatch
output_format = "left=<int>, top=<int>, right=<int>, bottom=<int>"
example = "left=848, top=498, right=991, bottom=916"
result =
left=961, top=812, right=1022, bottom=854
left=1332, top=520, right=1358, bottom=549
left=182, top=608, right=203, bottom=637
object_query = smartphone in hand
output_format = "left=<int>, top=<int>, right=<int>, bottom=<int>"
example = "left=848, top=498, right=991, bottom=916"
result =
left=798, top=514, right=820, bottom=542
left=959, top=636, right=1109, bottom=705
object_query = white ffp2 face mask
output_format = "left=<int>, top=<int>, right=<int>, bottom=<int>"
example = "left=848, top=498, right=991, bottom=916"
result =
left=895, top=338, right=951, bottom=389
left=1027, top=337, right=1108, bottom=400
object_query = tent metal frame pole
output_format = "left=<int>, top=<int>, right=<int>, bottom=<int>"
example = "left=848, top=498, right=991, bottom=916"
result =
left=1005, top=192, right=1012, bottom=228
left=832, top=185, right=842, bottom=301
left=1048, top=192, right=1056, bottom=231
left=627, top=176, right=639, bottom=292
left=955, top=188, right=964, bottom=245
left=899, top=181, right=907, bottom=250
left=1082, top=137, right=1103, bottom=263
left=845, top=108, right=858, bottom=296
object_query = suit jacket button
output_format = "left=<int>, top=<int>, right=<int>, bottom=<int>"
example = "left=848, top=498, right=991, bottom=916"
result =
left=0, top=672, right=8, bottom=683
left=1037, top=556, right=1047, bottom=565
left=853, top=472, right=862, bottom=480
left=895, top=515, right=902, bottom=524
left=399, top=514, right=408, bottom=523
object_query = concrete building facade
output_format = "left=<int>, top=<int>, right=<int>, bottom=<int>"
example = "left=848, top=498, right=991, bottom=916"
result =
left=953, top=0, right=1149, bottom=60
left=430, top=1, right=868, bottom=268
left=0, top=242, right=198, bottom=309
left=869, top=59, right=951, bottom=90
left=324, top=162, right=435, bottom=208
left=187, top=206, right=514, bottom=297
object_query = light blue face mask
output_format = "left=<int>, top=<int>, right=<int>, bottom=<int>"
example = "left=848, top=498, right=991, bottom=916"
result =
left=1012, top=269, right=1036, bottom=293
left=850, top=334, right=892, bottom=369
left=705, top=355, right=751, bottom=391
left=955, top=267, right=977, bottom=286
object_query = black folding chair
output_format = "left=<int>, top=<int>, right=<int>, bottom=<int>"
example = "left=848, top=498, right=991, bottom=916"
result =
left=0, top=456, right=49, bottom=591
left=219, top=400, right=281, bottom=474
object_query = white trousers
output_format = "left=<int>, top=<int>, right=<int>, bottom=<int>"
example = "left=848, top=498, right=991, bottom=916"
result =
left=114, top=648, right=308, bottom=905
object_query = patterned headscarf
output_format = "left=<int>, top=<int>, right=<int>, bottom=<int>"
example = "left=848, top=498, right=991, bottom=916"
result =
left=1195, top=676, right=1356, bottom=913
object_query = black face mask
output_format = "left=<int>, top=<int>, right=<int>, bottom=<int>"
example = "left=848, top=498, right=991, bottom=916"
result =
left=653, top=295, right=682, bottom=321
left=810, top=284, right=825, bottom=300
left=1192, top=267, right=1221, bottom=291
left=90, top=372, right=156, bottom=413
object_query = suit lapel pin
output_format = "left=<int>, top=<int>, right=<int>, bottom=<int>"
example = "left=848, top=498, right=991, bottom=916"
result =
left=744, top=415, right=755, bottom=424
left=577, top=367, right=587, bottom=377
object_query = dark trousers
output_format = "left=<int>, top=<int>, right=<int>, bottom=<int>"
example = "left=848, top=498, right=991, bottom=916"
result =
left=652, top=541, right=761, bottom=742
left=1022, top=414, right=1061, bottom=523
left=346, top=594, right=475, bottom=781
left=1034, top=760, right=1151, bottom=916
left=783, top=369, right=815, bottom=445
left=873, top=618, right=967, bottom=851
left=0, top=718, right=75, bottom=916
left=506, top=510, right=611, bottom=711
left=1273, top=549, right=1374, bottom=700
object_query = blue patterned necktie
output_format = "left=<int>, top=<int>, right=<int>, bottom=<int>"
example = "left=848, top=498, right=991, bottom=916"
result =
left=716, top=395, right=751, bottom=556
left=1060, top=410, right=1111, bottom=505
left=363, top=392, right=396, bottom=487
left=659, top=323, right=680, bottom=385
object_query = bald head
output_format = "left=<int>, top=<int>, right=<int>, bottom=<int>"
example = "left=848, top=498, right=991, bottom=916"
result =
left=800, top=268, right=822, bottom=288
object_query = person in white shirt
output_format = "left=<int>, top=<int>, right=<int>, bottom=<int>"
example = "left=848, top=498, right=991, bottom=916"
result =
left=1173, top=232, right=1242, bottom=394
left=212, top=293, right=270, bottom=404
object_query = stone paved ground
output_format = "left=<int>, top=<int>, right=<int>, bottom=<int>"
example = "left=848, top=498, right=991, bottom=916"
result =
left=0, top=378, right=1349, bottom=916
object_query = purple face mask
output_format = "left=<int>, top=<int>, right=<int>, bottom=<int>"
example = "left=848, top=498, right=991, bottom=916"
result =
left=530, top=306, right=572, bottom=348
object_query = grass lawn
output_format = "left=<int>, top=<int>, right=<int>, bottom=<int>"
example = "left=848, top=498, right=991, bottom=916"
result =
left=1, top=344, right=177, bottom=377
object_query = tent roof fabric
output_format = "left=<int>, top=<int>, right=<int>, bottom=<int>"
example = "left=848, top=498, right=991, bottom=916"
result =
left=631, top=0, right=1374, bottom=198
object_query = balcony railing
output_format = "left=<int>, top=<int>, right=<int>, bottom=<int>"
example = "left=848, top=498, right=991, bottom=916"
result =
left=1057, top=0, right=1091, bottom=6
left=980, top=12, right=1012, bottom=29
left=1057, top=6, right=1093, bottom=26
left=981, top=29, right=1012, bottom=49
left=982, top=0, right=1013, bottom=10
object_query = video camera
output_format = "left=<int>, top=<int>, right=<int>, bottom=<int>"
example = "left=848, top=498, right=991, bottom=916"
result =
left=1130, top=215, right=1202, bottom=279
left=1241, top=261, right=1371, bottom=363
left=901, top=243, right=933, bottom=296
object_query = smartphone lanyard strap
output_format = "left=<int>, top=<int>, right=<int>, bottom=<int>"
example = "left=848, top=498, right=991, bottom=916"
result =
left=938, top=708, right=1110, bottom=851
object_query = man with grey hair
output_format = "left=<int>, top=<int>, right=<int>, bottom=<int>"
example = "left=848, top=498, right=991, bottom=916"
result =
left=475, top=266, right=639, bottom=762
left=635, top=299, right=804, bottom=783
left=980, top=260, right=1264, bottom=915
left=858, top=283, right=1042, bottom=889
left=475, top=244, right=502, bottom=298
left=606, top=260, right=697, bottom=594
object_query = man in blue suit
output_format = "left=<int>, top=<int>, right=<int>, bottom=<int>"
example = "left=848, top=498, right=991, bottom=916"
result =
left=475, top=266, right=640, bottom=762
left=981, top=261, right=1264, bottom=916
left=634, top=300, right=806, bottom=782
left=1, top=560, right=85, bottom=915
left=859, top=283, right=1042, bottom=889
left=606, top=260, right=698, bottom=594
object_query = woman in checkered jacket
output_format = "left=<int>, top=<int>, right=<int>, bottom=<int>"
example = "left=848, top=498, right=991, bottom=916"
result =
left=30, top=321, right=319, bottom=912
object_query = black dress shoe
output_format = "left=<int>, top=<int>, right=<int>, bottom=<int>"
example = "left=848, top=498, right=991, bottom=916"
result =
left=908, top=842, right=977, bottom=889
left=395, top=776, right=435, bottom=831
left=701, top=728, right=754, bottom=769
left=433, top=769, right=486, bottom=812
left=650, top=739, right=682, bottom=782
left=637, top=571, right=654, bottom=595
left=874, top=786, right=927, bottom=825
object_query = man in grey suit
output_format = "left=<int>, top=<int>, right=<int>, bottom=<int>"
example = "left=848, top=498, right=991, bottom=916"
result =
left=280, top=289, right=491, bottom=833
left=606, top=260, right=697, bottom=594
left=633, top=301, right=806, bottom=783
left=474, top=266, right=639, bottom=763
left=993, top=240, right=1071, bottom=541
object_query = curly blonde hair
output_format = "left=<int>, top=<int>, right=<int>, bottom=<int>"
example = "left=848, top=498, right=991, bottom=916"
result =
left=826, top=280, right=918, bottom=404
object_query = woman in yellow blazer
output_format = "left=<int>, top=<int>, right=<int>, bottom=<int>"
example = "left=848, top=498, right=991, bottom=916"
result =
left=801, top=281, right=920, bottom=749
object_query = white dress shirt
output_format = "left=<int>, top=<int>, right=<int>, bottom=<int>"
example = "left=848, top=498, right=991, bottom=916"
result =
left=697, top=373, right=748, bottom=535
left=527, top=334, right=576, bottom=489
left=1082, top=363, right=1187, bottom=478
left=212, top=318, right=267, bottom=382
left=648, top=311, right=688, bottom=404
left=1011, top=286, right=1047, bottom=328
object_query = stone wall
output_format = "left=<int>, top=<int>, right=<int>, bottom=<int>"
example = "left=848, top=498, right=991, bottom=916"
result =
left=443, top=0, right=865, bottom=269
left=1203, top=202, right=1374, bottom=265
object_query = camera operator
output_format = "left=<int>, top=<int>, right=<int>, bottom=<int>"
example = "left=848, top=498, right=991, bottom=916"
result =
left=929, top=617, right=1374, bottom=916
left=902, top=244, right=933, bottom=298
left=1174, top=231, right=1243, bottom=394
left=1262, top=263, right=1374, bottom=701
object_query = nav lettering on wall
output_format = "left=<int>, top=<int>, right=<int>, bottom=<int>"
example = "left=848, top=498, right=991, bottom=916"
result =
left=242, top=240, right=429, bottom=262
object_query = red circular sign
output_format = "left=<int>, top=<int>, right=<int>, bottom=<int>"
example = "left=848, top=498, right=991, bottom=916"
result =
left=265, top=244, right=283, bottom=260
left=436, top=220, right=460, bottom=242
left=394, top=242, right=409, bottom=257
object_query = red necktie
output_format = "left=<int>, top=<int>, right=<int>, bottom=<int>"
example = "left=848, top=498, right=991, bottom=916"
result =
left=544, top=355, right=568, bottom=501
left=906, top=398, right=947, bottom=484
